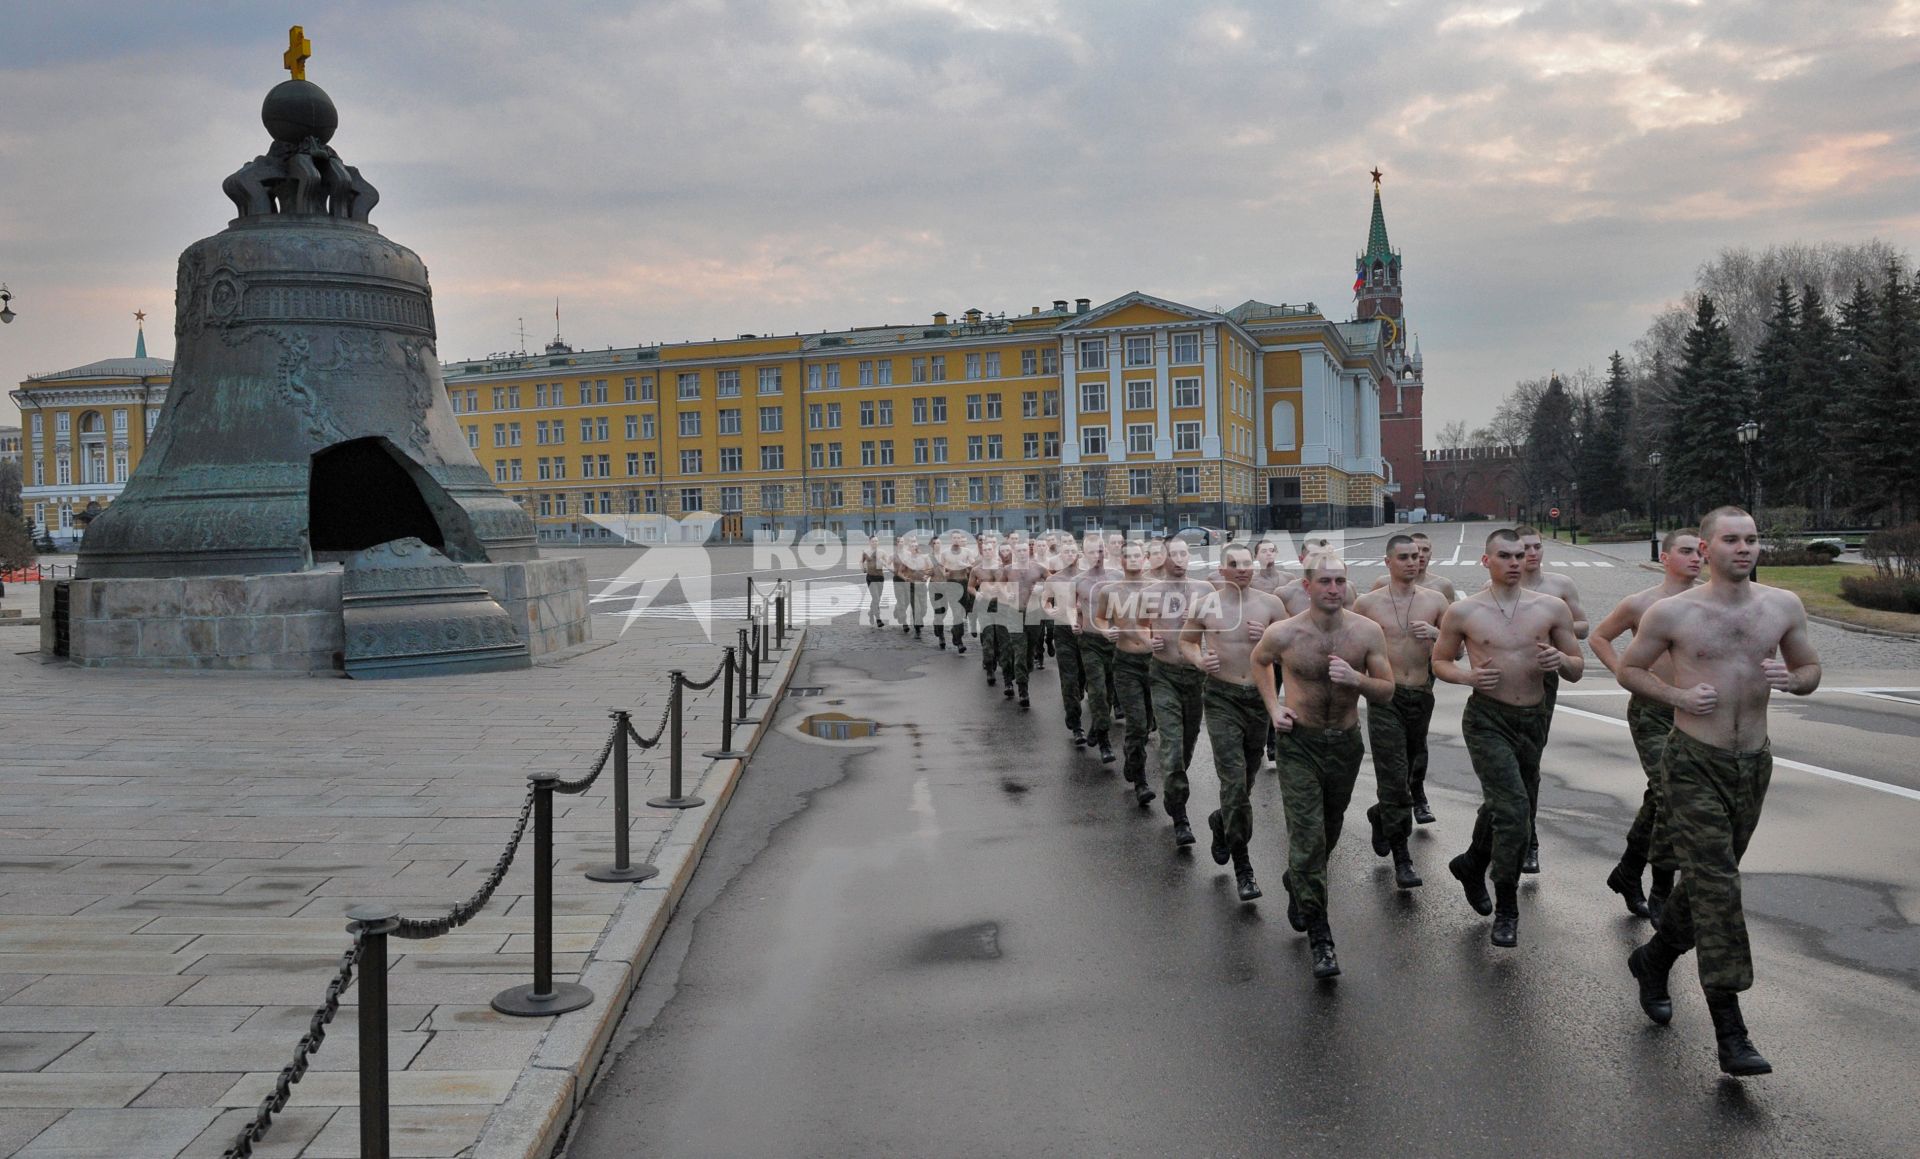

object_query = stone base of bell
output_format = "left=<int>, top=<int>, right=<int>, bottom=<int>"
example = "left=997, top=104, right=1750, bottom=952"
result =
left=42, top=558, right=591, bottom=673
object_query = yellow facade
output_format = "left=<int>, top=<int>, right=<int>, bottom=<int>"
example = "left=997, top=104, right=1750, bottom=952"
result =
left=8, top=347, right=170, bottom=544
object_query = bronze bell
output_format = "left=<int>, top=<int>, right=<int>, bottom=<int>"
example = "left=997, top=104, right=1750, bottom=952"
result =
left=78, top=72, right=535, bottom=579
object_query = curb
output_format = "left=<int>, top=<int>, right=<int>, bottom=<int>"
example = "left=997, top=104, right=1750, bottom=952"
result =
left=471, top=626, right=810, bottom=1159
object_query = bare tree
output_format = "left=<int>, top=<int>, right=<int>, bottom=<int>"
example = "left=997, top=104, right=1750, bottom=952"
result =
left=1432, top=419, right=1469, bottom=449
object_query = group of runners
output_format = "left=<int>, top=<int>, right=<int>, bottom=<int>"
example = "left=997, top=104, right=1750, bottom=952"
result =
left=859, top=505, right=1818, bottom=1078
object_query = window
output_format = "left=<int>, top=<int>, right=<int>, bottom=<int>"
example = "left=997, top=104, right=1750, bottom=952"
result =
left=914, top=478, right=930, bottom=504
left=826, top=403, right=842, bottom=429
left=681, top=487, right=703, bottom=512
left=640, top=415, right=654, bottom=440
left=879, top=440, right=895, bottom=465
left=808, top=404, right=823, bottom=430
left=113, top=451, right=128, bottom=481
left=860, top=440, right=876, bottom=467
left=1023, top=432, right=1040, bottom=459
left=930, top=397, right=947, bottom=423
left=1174, top=421, right=1202, bottom=452
left=538, top=457, right=552, bottom=480
left=467, top=425, right=480, bottom=449
left=828, top=481, right=844, bottom=507
left=645, top=489, right=659, bottom=513
left=880, top=480, right=896, bottom=504
left=965, top=353, right=982, bottom=380
left=491, top=388, right=506, bottom=410
left=861, top=479, right=876, bottom=507
left=809, top=443, right=825, bottom=470
left=807, top=365, right=822, bottom=391
left=1043, top=431, right=1060, bottom=457
left=986, top=435, right=1003, bottom=461
left=679, top=412, right=701, bottom=437
left=1080, top=382, right=1107, bottom=412
left=985, top=393, right=1002, bottom=420
left=538, top=495, right=552, bottom=517
left=758, top=367, right=782, bottom=394
left=554, top=457, right=568, bottom=480
left=1022, top=391, right=1039, bottom=418
left=1174, top=377, right=1202, bottom=408
left=1271, top=401, right=1297, bottom=450
left=1126, top=380, right=1153, bottom=410
left=859, top=400, right=875, bottom=427
left=859, top=360, right=874, bottom=386
left=876, top=360, right=893, bottom=385
left=492, top=422, right=507, bottom=447
left=985, top=352, right=1001, bottom=378
left=877, top=400, right=893, bottom=425
left=1043, top=390, right=1060, bottom=417
left=934, top=478, right=950, bottom=503
left=1024, top=474, right=1040, bottom=501
left=640, top=377, right=656, bottom=402
left=681, top=449, right=703, bottom=473
left=626, top=414, right=640, bottom=439
left=1081, top=427, right=1107, bottom=456
left=510, top=459, right=525, bottom=482
left=1130, top=468, right=1152, bottom=497
left=761, top=483, right=785, bottom=511
left=761, top=445, right=785, bottom=470
left=1125, top=335, right=1153, bottom=366
left=969, top=476, right=984, bottom=503
left=29, top=414, right=42, bottom=436
left=641, top=452, right=655, bottom=476
left=581, top=418, right=595, bottom=442
left=1078, top=339, right=1106, bottom=369
left=535, top=420, right=550, bottom=444
left=1127, top=424, right=1154, bottom=455
left=719, top=446, right=743, bottom=472
left=717, top=369, right=741, bottom=397
left=1042, top=348, right=1059, bottom=374
left=810, top=481, right=827, bottom=510
left=678, top=372, right=700, bottom=400
left=624, top=377, right=639, bottom=401
left=966, top=394, right=983, bottom=421
left=911, top=357, right=928, bottom=383
left=509, top=388, right=522, bottom=408
left=912, top=397, right=928, bottom=424
left=828, top=442, right=843, bottom=468
left=932, top=437, right=948, bottom=463
left=624, top=490, right=641, bottom=514
left=595, top=379, right=610, bottom=403
left=760, top=406, right=783, bottom=433
left=508, top=422, right=523, bottom=446
left=580, top=455, right=593, bottom=478
left=720, top=486, right=743, bottom=512
left=113, top=409, right=128, bottom=431
left=494, top=461, right=508, bottom=482
left=914, top=438, right=929, bottom=465
left=930, top=355, right=947, bottom=381
left=1177, top=466, right=1200, bottom=495
left=967, top=435, right=984, bottom=462
left=1021, top=349, right=1038, bottom=376
left=718, top=408, right=742, bottom=435
left=626, top=452, right=640, bottom=476
left=465, top=390, right=479, bottom=412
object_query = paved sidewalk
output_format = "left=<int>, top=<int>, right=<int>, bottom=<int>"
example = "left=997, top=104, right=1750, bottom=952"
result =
left=0, top=612, right=804, bottom=1158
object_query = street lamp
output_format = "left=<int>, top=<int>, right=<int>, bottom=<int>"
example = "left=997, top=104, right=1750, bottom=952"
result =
left=1646, top=451, right=1663, bottom=561
left=1736, top=420, right=1762, bottom=578
left=0, top=284, right=15, bottom=324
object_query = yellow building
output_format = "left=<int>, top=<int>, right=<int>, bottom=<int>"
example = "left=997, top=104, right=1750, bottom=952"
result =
left=8, top=325, right=169, bottom=545
left=440, top=292, right=1389, bottom=543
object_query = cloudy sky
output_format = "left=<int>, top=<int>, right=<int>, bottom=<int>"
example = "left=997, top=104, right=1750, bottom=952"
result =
left=3, top=0, right=1917, bottom=433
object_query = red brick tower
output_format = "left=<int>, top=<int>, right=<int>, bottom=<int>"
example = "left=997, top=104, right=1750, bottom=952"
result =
left=1357, top=170, right=1426, bottom=520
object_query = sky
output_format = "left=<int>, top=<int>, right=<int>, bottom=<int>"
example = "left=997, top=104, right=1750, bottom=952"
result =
left=3, top=0, right=1918, bottom=434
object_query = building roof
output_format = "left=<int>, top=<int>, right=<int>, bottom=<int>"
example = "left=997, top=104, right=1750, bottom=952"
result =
left=26, top=356, right=173, bottom=383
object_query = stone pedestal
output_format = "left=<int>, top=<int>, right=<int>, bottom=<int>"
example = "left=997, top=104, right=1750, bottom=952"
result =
left=44, top=556, right=590, bottom=672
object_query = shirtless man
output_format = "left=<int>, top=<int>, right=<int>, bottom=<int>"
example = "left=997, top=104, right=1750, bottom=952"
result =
left=860, top=536, right=887, bottom=627
left=1250, top=536, right=1291, bottom=597
left=891, top=532, right=923, bottom=636
left=1073, top=538, right=1120, bottom=763
left=1353, top=535, right=1450, bottom=889
left=1146, top=537, right=1214, bottom=846
left=996, top=538, right=1046, bottom=708
left=1432, top=528, right=1584, bottom=948
left=1589, top=529, right=1702, bottom=923
left=1044, top=540, right=1087, bottom=743
left=967, top=530, right=998, bottom=668
left=1509, top=524, right=1588, bottom=874
left=1252, top=555, right=1395, bottom=978
left=929, top=530, right=974, bottom=653
left=1179, top=543, right=1289, bottom=903
left=1618, top=508, right=1818, bottom=1077
left=972, top=538, right=1008, bottom=685
left=1367, top=531, right=1459, bottom=603
left=1096, top=541, right=1159, bottom=807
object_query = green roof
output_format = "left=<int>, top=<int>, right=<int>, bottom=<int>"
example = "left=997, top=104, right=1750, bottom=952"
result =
left=1365, top=184, right=1393, bottom=263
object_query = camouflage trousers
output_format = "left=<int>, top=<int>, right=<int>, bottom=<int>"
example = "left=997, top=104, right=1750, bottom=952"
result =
left=1150, top=659, right=1205, bottom=818
left=1276, top=723, right=1366, bottom=921
left=1027, top=618, right=1049, bottom=669
left=1651, top=730, right=1773, bottom=993
left=1112, top=651, right=1154, bottom=784
left=1461, top=693, right=1550, bottom=888
left=1205, top=678, right=1269, bottom=850
left=1056, top=630, right=1087, bottom=732
left=1527, top=670, right=1560, bottom=836
left=1079, top=634, right=1116, bottom=739
left=1366, top=683, right=1435, bottom=845
left=1622, top=696, right=1677, bottom=872
left=925, top=580, right=965, bottom=641
left=892, top=578, right=923, bottom=627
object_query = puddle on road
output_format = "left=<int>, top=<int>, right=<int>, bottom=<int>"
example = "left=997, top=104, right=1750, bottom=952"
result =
left=913, top=921, right=1003, bottom=963
left=800, top=712, right=879, bottom=740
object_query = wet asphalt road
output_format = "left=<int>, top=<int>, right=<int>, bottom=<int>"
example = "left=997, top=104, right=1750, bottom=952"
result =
left=563, top=619, right=1920, bottom=1159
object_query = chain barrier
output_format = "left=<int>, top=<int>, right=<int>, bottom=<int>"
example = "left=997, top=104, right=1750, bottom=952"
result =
left=222, top=929, right=367, bottom=1158
left=551, top=716, right=625, bottom=796
left=392, top=783, right=536, bottom=941
left=628, top=700, right=672, bottom=749
left=678, top=656, right=727, bottom=691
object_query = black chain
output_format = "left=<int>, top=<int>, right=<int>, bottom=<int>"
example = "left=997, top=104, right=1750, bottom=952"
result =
left=628, top=701, right=671, bottom=749
left=393, top=782, right=536, bottom=940
left=552, top=717, right=623, bottom=796
left=221, top=928, right=367, bottom=1158
left=679, top=657, right=727, bottom=691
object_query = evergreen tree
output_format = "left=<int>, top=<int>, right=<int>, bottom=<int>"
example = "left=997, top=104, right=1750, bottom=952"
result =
left=1524, top=374, right=1577, bottom=513
left=1748, top=280, right=1798, bottom=512
left=1786, top=284, right=1840, bottom=519
left=1583, top=351, right=1635, bottom=513
left=1833, top=279, right=1877, bottom=517
left=1663, top=296, right=1753, bottom=517
left=1844, top=262, right=1920, bottom=520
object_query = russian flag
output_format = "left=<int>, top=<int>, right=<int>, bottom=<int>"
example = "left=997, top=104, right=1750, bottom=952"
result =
left=1352, top=271, right=1365, bottom=293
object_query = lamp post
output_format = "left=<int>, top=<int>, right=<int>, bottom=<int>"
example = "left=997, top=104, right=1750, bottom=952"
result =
left=1647, top=451, right=1663, bottom=562
left=1737, top=420, right=1762, bottom=579
left=0, top=283, right=15, bottom=324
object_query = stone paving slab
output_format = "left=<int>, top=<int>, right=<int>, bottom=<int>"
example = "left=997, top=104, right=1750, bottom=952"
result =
left=0, top=614, right=808, bottom=1157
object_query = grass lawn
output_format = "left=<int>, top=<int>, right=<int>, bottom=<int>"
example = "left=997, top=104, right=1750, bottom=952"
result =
left=1756, top=564, right=1920, bottom=635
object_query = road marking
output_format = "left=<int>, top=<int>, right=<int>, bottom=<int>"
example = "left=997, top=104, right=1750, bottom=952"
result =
left=1837, top=688, right=1920, bottom=706
left=1446, top=524, right=1465, bottom=566
left=1553, top=705, right=1920, bottom=802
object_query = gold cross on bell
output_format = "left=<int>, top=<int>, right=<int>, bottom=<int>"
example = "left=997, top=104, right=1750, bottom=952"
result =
left=284, top=26, right=312, bottom=80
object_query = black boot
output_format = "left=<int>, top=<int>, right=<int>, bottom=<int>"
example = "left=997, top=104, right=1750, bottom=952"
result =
left=1648, top=866, right=1674, bottom=928
left=1490, top=882, right=1519, bottom=947
left=1449, top=853, right=1493, bottom=916
left=1627, top=940, right=1676, bottom=1026
left=1608, top=860, right=1652, bottom=918
left=1232, top=845, right=1261, bottom=902
left=1391, top=842, right=1422, bottom=889
left=1280, top=870, right=1306, bottom=932
left=1413, top=798, right=1436, bottom=825
left=955, top=639, right=966, bottom=655
left=914, top=625, right=923, bottom=638
left=1171, top=811, right=1195, bottom=847
left=987, top=673, right=996, bottom=687
left=1018, top=682, right=1030, bottom=709
left=1366, top=804, right=1389, bottom=857
left=1706, top=990, right=1773, bottom=1077
left=935, top=627, right=946, bottom=650
left=1004, top=684, right=1015, bottom=699
left=1070, top=728, right=1085, bottom=747
left=1098, top=736, right=1115, bottom=765
left=1521, top=841, right=1540, bottom=875
left=1207, top=810, right=1230, bottom=866
left=1308, top=916, right=1340, bottom=979
left=1133, top=776, right=1156, bottom=808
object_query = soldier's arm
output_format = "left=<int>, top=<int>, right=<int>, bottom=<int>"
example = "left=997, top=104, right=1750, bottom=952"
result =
left=1368, top=575, right=1388, bottom=592
left=1618, top=602, right=1685, bottom=708
left=1547, top=602, right=1585, bottom=682
left=1252, top=624, right=1285, bottom=721
left=1557, top=577, right=1589, bottom=639
left=1587, top=593, right=1641, bottom=677
left=1430, top=603, right=1474, bottom=687
left=1179, top=613, right=1209, bottom=668
left=1357, top=622, right=1397, bottom=706
left=1769, top=592, right=1823, bottom=696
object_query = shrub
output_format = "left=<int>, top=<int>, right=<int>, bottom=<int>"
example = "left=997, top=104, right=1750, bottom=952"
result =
left=1839, top=574, right=1920, bottom=614
left=1862, top=524, right=1920, bottom=582
left=1759, top=544, right=1833, bottom=566
left=1805, top=541, right=1844, bottom=561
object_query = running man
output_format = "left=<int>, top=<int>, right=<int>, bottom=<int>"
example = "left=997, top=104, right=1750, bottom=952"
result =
left=1097, top=540, right=1158, bottom=807
left=1512, top=524, right=1588, bottom=873
left=860, top=536, right=887, bottom=627
left=1253, top=554, right=1395, bottom=978
left=1589, top=529, right=1702, bottom=923
left=1250, top=535, right=1291, bottom=597
left=1618, top=507, right=1819, bottom=1077
left=934, top=530, right=976, bottom=655
left=1147, top=536, right=1213, bottom=846
left=973, top=537, right=1007, bottom=684
left=1352, top=534, right=1450, bottom=889
left=1432, top=528, right=1584, bottom=948
left=1044, top=539, right=1087, bottom=743
left=1180, top=543, right=1289, bottom=903
left=1368, top=531, right=1460, bottom=603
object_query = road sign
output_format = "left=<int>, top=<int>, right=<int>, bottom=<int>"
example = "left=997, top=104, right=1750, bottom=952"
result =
left=1549, top=506, right=1561, bottom=519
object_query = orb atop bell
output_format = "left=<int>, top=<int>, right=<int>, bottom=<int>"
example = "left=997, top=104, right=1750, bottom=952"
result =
left=262, top=78, right=338, bottom=145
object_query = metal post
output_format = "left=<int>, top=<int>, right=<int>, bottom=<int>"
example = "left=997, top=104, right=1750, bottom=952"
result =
left=774, top=587, right=788, bottom=649
left=492, top=773, right=594, bottom=1016
left=703, top=648, right=749, bottom=760
left=736, top=628, right=762, bottom=723
left=648, top=673, right=706, bottom=809
left=346, top=904, right=398, bottom=1159
left=586, top=711, right=659, bottom=883
left=748, top=622, right=767, bottom=700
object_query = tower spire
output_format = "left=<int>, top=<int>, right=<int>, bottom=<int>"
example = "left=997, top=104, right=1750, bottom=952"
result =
left=134, top=310, right=147, bottom=359
left=1365, top=168, right=1392, bottom=263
